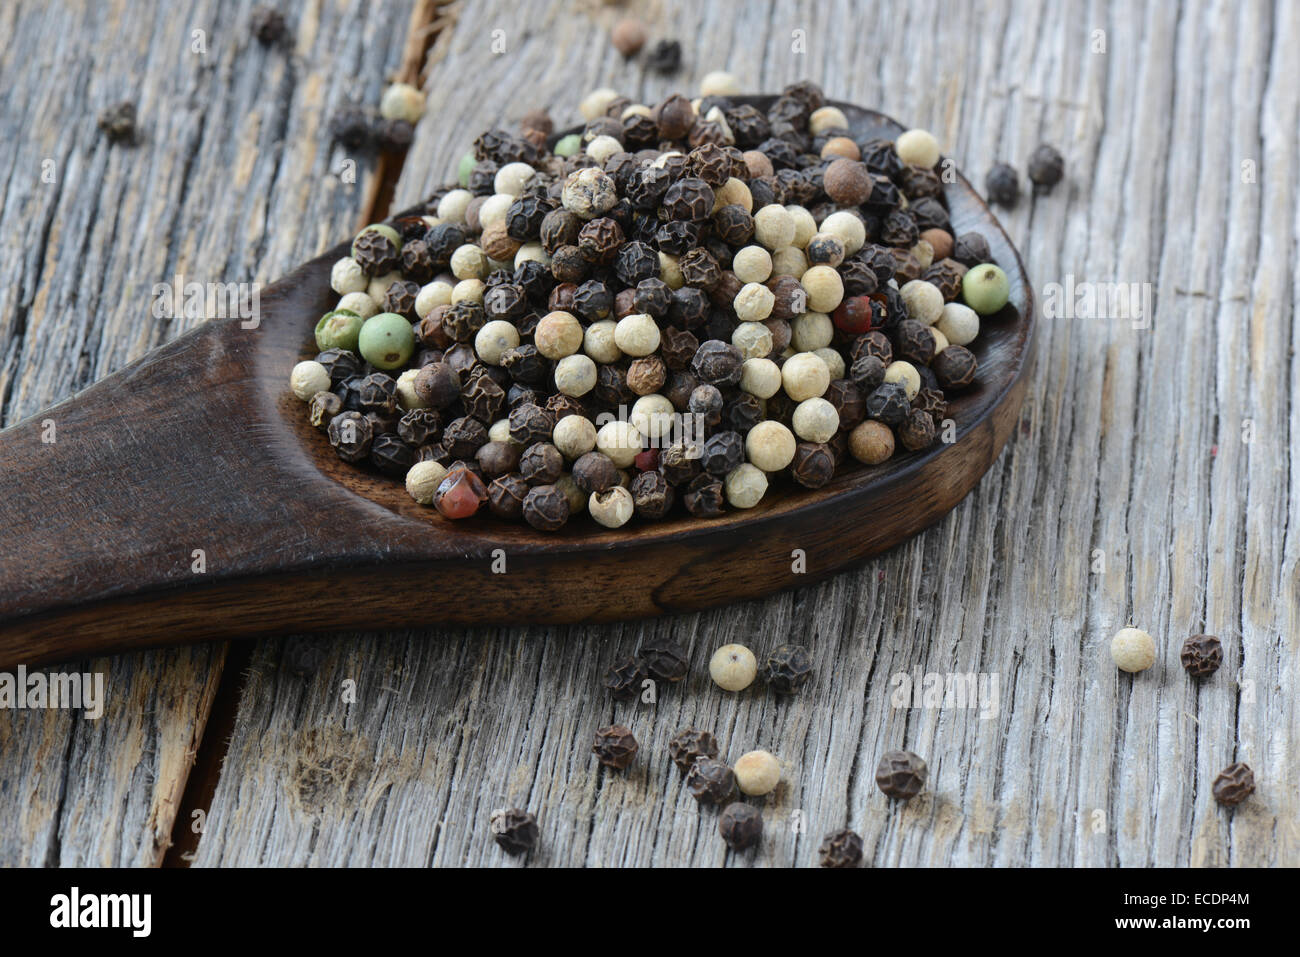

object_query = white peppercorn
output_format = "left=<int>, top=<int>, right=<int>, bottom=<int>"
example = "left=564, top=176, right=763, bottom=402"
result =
left=583, top=319, right=623, bottom=364
left=368, top=271, right=402, bottom=302
left=900, top=279, right=944, bottom=325
left=589, top=485, right=635, bottom=528
left=493, top=162, right=536, bottom=197
left=725, top=463, right=768, bottom=508
left=395, top=368, right=429, bottom=411
left=596, top=420, right=642, bottom=468
left=554, top=354, right=597, bottom=396
left=896, top=128, right=940, bottom=169
left=514, top=243, right=548, bottom=269
left=330, top=257, right=367, bottom=295
left=815, top=347, right=846, bottom=382
left=436, top=189, right=473, bottom=224
left=740, top=358, right=782, bottom=399
left=290, top=361, right=331, bottom=401
left=1111, top=628, right=1157, bottom=673
left=936, top=301, right=980, bottom=346
left=785, top=205, right=817, bottom=249
left=579, top=87, right=619, bottom=121
left=801, top=264, right=844, bottom=313
left=478, top=193, right=514, bottom=230
left=930, top=326, right=950, bottom=353
left=561, top=167, right=618, bottom=220
left=536, top=310, right=583, bottom=359
left=746, top=420, right=796, bottom=471
left=415, top=280, right=453, bottom=318
left=790, top=312, right=833, bottom=352
left=553, top=414, right=597, bottom=459
left=405, top=460, right=448, bottom=505
left=732, top=282, right=774, bottom=323
left=781, top=352, right=830, bottom=401
left=488, top=419, right=513, bottom=444
left=630, top=394, right=675, bottom=443
left=451, top=278, right=485, bottom=304
left=808, top=105, right=849, bottom=135
left=709, top=644, right=757, bottom=691
left=734, top=750, right=781, bottom=796
left=884, top=360, right=921, bottom=401
left=753, top=204, right=796, bottom=251
left=711, top=177, right=753, bottom=213
left=770, top=246, right=808, bottom=279
left=733, top=246, right=773, bottom=284
left=450, top=244, right=488, bottom=280
left=819, top=210, right=866, bottom=255
left=732, top=321, right=773, bottom=360
left=380, top=82, right=425, bottom=123
left=658, top=252, right=684, bottom=289
left=699, top=71, right=740, bottom=97
left=792, top=397, right=840, bottom=443
left=337, top=291, right=378, bottom=319
left=475, top=320, right=520, bottom=365
left=613, top=313, right=660, bottom=357
left=586, top=134, right=623, bottom=166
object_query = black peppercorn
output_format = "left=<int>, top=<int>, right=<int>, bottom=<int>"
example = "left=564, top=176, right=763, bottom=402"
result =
left=685, top=143, right=732, bottom=188
left=414, top=362, right=460, bottom=409
left=489, top=808, right=539, bottom=856
left=1211, top=762, right=1254, bottom=806
left=397, top=408, right=441, bottom=447
left=593, top=362, right=635, bottom=407
left=912, top=387, right=947, bottom=427
left=909, top=197, right=951, bottom=233
left=632, top=277, right=672, bottom=318
left=442, top=416, right=489, bottom=458
left=572, top=451, right=619, bottom=495
left=659, top=327, right=700, bottom=372
left=985, top=162, right=1020, bottom=206
left=897, top=409, right=937, bottom=452
left=951, top=231, right=992, bottom=268
left=376, top=117, right=413, bottom=152
left=663, top=177, right=715, bottom=222
left=679, top=247, right=721, bottom=289
left=923, top=259, right=967, bottom=302
left=475, top=440, right=520, bottom=479
left=505, top=403, right=551, bottom=447
left=520, top=442, right=564, bottom=485
left=646, top=38, right=682, bottom=73
left=370, top=433, right=414, bottom=476
left=683, top=473, right=725, bottom=517
left=327, top=108, right=374, bottom=151
left=308, top=391, right=342, bottom=431
left=639, top=639, right=688, bottom=682
left=328, top=411, right=373, bottom=463
left=668, top=728, right=720, bottom=774
left=718, top=802, right=762, bottom=851
left=1180, top=634, right=1223, bottom=678
left=819, top=829, right=864, bottom=868
left=711, top=205, right=754, bottom=249
left=605, top=656, right=646, bottom=699
left=894, top=319, right=937, bottom=366
left=932, top=345, right=978, bottom=390
left=824, top=379, right=865, bottom=429
left=791, top=442, right=835, bottom=489
left=522, top=483, right=570, bottom=531
left=486, top=473, right=529, bottom=520
left=613, top=240, right=659, bottom=286
left=669, top=287, right=710, bottom=330
left=660, top=441, right=702, bottom=486
left=691, top=340, right=743, bottom=387
left=550, top=245, right=588, bottom=283
left=577, top=217, right=624, bottom=264
left=356, top=372, right=398, bottom=416
left=461, top=372, right=506, bottom=424
left=315, top=348, right=363, bottom=385
left=764, top=643, right=813, bottom=694
left=352, top=229, right=400, bottom=275
left=865, top=382, right=911, bottom=426
left=875, top=749, right=927, bottom=800
left=880, top=209, right=919, bottom=247
left=686, top=758, right=739, bottom=805
left=701, top=431, right=745, bottom=476
left=382, top=279, right=420, bottom=318
left=1027, top=143, right=1065, bottom=191
left=592, top=725, right=638, bottom=769
left=442, top=300, right=486, bottom=343
left=851, top=331, right=893, bottom=365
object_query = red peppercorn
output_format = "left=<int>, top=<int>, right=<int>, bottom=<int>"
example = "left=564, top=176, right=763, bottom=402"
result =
left=434, top=468, right=488, bottom=519
left=833, top=296, right=874, bottom=335
left=634, top=448, right=660, bottom=471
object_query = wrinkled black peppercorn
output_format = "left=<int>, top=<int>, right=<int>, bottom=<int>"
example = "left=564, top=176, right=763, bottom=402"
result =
left=250, top=5, right=290, bottom=46
left=668, top=728, right=720, bottom=773
left=592, top=725, right=639, bottom=769
left=985, top=162, right=1020, bottom=207
left=1211, top=762, right=1254, bottom=806
left=1027, top=143, right=1065, bottom=191
left=646, top=39, right=682, bottom=73
left=875, top=749, right=928, bottom=800
left=605, top=656, right=647, bottom=700
left=638, top=640, right=688, bottom=682
left=764, top=644, right=813, bottom=695
left=490, top=807, right=539, bottom=855
left=865, top=382, right=911, bottom=426
left=97, top=101, right=139, bottom=145
left=630, top=469, right=674, bottom=520
left=718, top=802, right=762, bottom=850
left=1180, top=634, right=1223, bottom=679
left=487, top=473, right=530, bottom=520
left=522, top=483, right=570, bottom=531
left=328, top=411, right=373, bottom=463
left=683, top=473, right=725, bottom=517
left=819, top=829, right=864, bottom=868
left=687, top=758, right=738, bottom=805
left=932, top=345, right=977, bottom=390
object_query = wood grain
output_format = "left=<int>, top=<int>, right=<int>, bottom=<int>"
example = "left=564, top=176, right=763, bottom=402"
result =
left=3, top=0, right=1297, bottom=868
left=0, top=0, right=418, bottom=865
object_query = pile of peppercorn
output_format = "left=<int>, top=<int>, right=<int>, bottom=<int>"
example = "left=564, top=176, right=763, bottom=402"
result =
left=289, top=78, right=1014, bottom=531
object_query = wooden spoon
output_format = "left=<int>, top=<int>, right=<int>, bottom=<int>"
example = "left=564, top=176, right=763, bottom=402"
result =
left=0, top=98, right=1034, bottom=668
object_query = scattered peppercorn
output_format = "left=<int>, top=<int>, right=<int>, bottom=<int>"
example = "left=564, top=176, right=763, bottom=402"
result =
left=875, top=749, right=927, bottom=800
left=686, top=758, right=738, bottom=805
left=763, top=644, right=812, bottom=694
left=249, top=6, right=290, bottom=47
left=639, top=639, right=688, bottom=682
left=646, top=39, right=682, bottom=74
left=1026, top=143, right=1065, bottom=191
left=1211, top=762, right=1255, bottom=806
left=985, top=162, right=1020, bottom=207
left=97, top=101, right=139, bottom=145
left=592, top=725, right=638, bottom=769
left=489, top=807, right=539, bottom=855
left=1180, top=634, right=1223, bottom=679
left=668, top=728, right=720, bottom=774
left=818, top=829, right=864, bottom=868
left=718, top=802, right=762, bottom=850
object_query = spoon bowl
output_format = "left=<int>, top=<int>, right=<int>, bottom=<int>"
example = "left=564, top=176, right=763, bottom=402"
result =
left=0, top=98, right=1033, bottom=667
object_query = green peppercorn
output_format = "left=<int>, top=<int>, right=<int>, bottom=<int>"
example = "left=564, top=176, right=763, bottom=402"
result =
left=357, top=312, right=415, bottom=370
left=961, top=263, right=1010, bottom=315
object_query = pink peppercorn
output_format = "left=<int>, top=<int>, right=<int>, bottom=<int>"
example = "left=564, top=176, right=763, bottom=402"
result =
left=434, top=468, right=488, bottom=519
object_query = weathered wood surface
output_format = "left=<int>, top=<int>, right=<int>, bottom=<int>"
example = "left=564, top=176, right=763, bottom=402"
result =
left=0, top=0, right=418, bottom=865
left=3, top=0, right=1297, bottom=867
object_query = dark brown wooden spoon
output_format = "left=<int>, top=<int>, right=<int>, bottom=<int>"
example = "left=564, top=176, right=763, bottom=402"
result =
left=0, top=98, right=1034, bottom=668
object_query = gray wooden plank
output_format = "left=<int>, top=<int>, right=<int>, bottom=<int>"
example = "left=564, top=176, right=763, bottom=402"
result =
left=0, top=0, right=417, bottom=865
